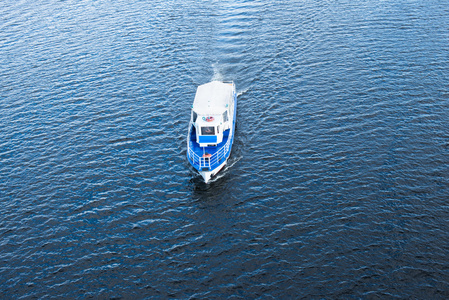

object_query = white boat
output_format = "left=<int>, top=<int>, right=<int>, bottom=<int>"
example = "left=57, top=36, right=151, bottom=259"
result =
left=187, top=81, right=237, bottom=183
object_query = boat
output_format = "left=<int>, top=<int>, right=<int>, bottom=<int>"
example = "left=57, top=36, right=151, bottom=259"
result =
left=187, top=81, right=237, bottom=183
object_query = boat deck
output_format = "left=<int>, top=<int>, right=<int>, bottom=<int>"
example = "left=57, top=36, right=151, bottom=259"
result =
left=189, top=124, right=231, bottom=158
left=187, top=123, right=233, bottom=174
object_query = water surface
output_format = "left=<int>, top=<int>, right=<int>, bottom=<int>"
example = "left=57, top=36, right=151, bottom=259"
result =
left=1, top=0, right=449, bottom=298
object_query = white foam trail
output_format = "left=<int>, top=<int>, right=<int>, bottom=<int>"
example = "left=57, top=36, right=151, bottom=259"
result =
left=237, top=88, right=248, bottom=97
left=211, top=64, right=224, bottom=81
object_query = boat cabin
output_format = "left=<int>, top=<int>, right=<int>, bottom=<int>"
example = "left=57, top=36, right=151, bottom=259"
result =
left=191, top=81, right=234, bottom=147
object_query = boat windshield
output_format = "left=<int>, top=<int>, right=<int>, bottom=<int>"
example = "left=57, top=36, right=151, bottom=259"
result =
left=201, top=126, right=215, bottom=135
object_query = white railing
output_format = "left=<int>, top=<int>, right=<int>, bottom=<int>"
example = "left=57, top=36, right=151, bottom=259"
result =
left=188, top=133, right=232, bottom=171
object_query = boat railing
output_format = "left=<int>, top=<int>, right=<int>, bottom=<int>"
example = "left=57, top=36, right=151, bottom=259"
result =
left=188, top=133, right=232, bottom=171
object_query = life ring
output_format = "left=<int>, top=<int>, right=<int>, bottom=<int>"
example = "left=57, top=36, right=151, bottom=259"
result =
left=202, top=153, right=212, bottom=158
left=206, top=116, right=214, bottom=122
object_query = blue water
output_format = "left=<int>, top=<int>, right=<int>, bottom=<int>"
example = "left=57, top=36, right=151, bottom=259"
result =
left=1, top=0, right=449, bottom=298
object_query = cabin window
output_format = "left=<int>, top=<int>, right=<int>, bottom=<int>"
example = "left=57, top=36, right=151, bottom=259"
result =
left=223, top=111, right=228, bottom=122
left=201, top=126, right=215, bottom=135
left=192, top=111, right=198, bottom=122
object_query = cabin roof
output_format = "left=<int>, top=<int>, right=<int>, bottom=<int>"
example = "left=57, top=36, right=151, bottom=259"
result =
left=193, top=81, right=233, bottom=115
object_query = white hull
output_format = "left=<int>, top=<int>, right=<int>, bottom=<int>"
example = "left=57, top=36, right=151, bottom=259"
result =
left=199, top=160, right=227, bottom=183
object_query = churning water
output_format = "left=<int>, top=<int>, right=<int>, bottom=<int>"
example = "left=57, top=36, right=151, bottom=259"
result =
left=1, top=0, right=449, bottom=298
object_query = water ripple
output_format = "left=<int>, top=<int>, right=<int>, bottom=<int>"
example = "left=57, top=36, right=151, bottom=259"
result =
left=1, top=0, right=449, bottom=298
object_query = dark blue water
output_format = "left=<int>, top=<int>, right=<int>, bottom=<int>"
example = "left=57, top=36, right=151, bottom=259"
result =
left=1, top=0, right=449, bottom=298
